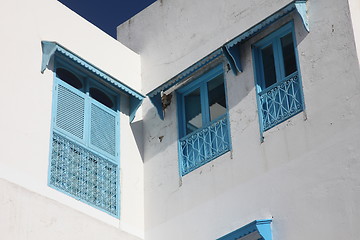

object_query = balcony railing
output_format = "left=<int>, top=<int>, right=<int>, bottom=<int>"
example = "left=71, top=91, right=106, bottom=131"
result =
left=258, top=72, right=303, bottom=131
left=50, top=132, right=119, bottom=216
left=179, top=114, right=230, bottom=175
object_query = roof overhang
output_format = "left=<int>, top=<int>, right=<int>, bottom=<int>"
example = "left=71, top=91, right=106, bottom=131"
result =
left=41, top=41, right=145, bottom=122
left=217, top=219, right=273, bottom=240
left=146, top=0, right=309, bottom=120
left=223, top=0, right=309, bottom=75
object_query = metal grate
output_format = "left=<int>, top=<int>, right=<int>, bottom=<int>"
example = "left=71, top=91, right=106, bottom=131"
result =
left=179, top=115, right=230, bottom=175
left=258, top=72, right=303, bottom=131
left=50, top=132, right=118, bottom=216
left=90, top=103, right=116, bottom=157
left=56, top=85, right=85, bottom=139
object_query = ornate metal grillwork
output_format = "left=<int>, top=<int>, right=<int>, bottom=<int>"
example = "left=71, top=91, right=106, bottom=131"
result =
left=50, top=132, right=118, bottom=216
left=258, top=72, right=303, bottom=131
left=179, top=115, right=230, bottom=175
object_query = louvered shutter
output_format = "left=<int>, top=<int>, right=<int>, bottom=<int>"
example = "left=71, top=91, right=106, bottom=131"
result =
left=54, top=80, right=86, bottom=141
left=89, top=99, right=119, bottom=160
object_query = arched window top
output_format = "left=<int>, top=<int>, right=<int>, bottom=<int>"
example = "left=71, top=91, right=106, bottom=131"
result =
left=90, top=87, right=114, bottom=109
left=56, top=68, right=83, bottom=89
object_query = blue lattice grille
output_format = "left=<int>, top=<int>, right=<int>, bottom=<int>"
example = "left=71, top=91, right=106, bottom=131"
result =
left=179, top=115, right=230, bottom=175
left=90, top=103, right=116, bottom=157
left=50, top=132, right=118, bottom=216
left=56, top=85, right=85, bottom=139
left=258, top=72, right=303, bottom=131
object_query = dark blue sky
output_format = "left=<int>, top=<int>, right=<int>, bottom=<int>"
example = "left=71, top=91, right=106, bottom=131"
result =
left=58, top=0, right=156, bottom=39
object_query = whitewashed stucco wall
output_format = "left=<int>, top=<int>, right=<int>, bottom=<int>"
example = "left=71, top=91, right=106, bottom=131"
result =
left=0, top=0, right=143, bottom=239
left=117, top=0, right=294, bottom=93
left=118, top=0, right=360, bottom=239
left=348, top=0, right=360, bottom=67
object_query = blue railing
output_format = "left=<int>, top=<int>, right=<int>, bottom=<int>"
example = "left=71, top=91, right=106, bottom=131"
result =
left=179, top=114, right=230, bottom=175
left=258, top=72, right=303, bottom=131
left=50, top=132, right=119, bottom=217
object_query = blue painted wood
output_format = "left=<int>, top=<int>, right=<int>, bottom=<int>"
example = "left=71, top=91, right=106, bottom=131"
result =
left=146, top=1, right=309, bottom=118
left=147, top=49, right=223, bottom=98
left=149, top=93, right=164, bottom=120
left=295, top=1, right=309, bottom=32
left=217, top=219, right=272, bottom=240
left=227, top=44, right=243, bottom=73
left=177, top=65, right=231, bottom=175
left=41, top=41, right=145, bottom=122
left=222, top=46, right=238, bottom=75
left=147, top=49, right=223, bottom=120
left=49, top=69, right=120, bottom=217
left=253, top=22, right=305, bottom=137
left=222, top=0, right=309, bottom=76
left=177, top=65, right=224, bottom=137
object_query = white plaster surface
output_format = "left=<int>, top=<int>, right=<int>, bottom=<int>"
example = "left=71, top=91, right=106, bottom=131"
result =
left=0, top=179, right=141, bottom=240
left=348, top=0, right=360, bottom=68
left=118, top=0, right=360, bottom=239
left=117, top=0, right=294, bottom=93
left=0, top=0, right=143, bottom=238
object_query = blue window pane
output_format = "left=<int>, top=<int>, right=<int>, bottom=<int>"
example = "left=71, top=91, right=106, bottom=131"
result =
left=184, top=88, right=202, bottom=134
left=261, top=45, right=277, bottom=88
left=281, top=33, right=297, bottom=76
left=253, top=22, right=304, bottom=135
left=207, top=74, right=226, bottom=121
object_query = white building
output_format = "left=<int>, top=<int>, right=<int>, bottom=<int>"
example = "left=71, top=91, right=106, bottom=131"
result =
left=1, top=0, right=360, bottom=240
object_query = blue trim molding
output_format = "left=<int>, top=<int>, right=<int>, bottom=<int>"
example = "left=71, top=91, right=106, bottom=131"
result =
left=146, top=1, right=309, bottom=119
left=252, top=21, right=305, bottom=141
left=217, top=219, right=272, bottom=240
left=224, top=0, right=309, bottom=75
left=41, top=41, right=145, bottom=122
left=147, top=49, right=223, bottom=120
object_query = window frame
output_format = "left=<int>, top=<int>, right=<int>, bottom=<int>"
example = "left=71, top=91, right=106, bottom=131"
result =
left=177, top=64, right=228, bottom=138
left=176, top=64, right=231, bottom=176
left=49, top=59, right=121, bottom=218
left=252, top=21, right=305, bottom=136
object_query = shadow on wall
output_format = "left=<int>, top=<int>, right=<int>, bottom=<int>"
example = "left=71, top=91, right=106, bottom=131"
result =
left=131, top=120, right=144, bottom=161
left=137, top=12, right=310, bottom=165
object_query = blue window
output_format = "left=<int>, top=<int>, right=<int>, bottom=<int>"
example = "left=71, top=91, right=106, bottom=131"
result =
left=177, top=65, right=231, bottom=175
left=49, top=59, right=120, bottom=217
left=253, top=22, right=304, bottom=136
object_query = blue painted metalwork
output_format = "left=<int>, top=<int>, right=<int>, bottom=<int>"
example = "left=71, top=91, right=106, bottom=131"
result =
left=252, top=22, right=304, bottom=139
left=217, top=219, right=272, bottom=240
left=41, top=41, right=145, bottom=122
left=50, top=132, right=119, bottom=217
left=258, top=72, right=303, bottom=131
left=177, top=65, right=231, bottom=175
left=146, top=0, right=309, bottom=117
left=179, top=114, right=230, bottom=176
left=49, top=76, right=120, bottom=217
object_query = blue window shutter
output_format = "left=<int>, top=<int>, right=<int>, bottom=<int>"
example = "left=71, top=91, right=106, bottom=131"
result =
left=55, top=81, right=85, bottom=140
left=89, top=100, right=119, bottom=160
left=177, top=65, right=231, bottom=175
left=253, top=22, right=305, bottom=138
